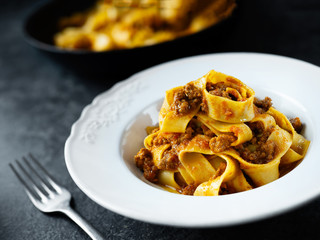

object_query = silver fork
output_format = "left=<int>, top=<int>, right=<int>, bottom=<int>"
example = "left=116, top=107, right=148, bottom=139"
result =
left=9, top=154, right=105, bottom=240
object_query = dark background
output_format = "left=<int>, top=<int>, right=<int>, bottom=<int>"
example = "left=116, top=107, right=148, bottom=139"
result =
left=1, top=0, right=320, bottom=239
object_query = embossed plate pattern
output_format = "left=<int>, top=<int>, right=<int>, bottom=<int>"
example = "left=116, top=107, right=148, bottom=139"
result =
left=65, top=53, right=320, bottom=227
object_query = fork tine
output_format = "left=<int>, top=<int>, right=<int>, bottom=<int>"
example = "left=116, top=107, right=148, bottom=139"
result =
left=14, top=160, right=48, bottom=201
left=28, top=153, right=62, bottom=193
left=23, top=156, right=55, bottom=198
left=9, top=162, right=41, bottom=201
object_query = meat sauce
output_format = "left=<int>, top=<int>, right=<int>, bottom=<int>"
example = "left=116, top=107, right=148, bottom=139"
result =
left=254, top=96, right=272, bottom=114
left=290, top=117, right=302, bottom=133
left=206, top=82, right=244, bottom=101
left=172, top=83, right=203, bottom=115
left=209, top=134, right=237, bottom=153
left=134, top=81, right=304, bottom=194
left=152, top=120, right=215, bottom=171
left=234, top=121, right=276, bottom=164
left=134, top=148, right=159, bottom=183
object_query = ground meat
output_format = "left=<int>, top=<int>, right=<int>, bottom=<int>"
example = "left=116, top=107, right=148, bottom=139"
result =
left=153, top=121, right=199, bottom=148
left=188, top=119, right=204, bottom=135
left=159, top=148, right=180, bottom=170
left=134, top=148, right=159, bottom=183
left=234, top=122, right=276, bottom=164
left=153, top=132, right=182, bottom=148
left=172, top=83, right=202, bottom=115
left=247, top=121, right=265, bottom=137
left=209, top=134, right=237, bottom=152
left=152, top=134, right=171, bottom=146
left=185, top=83, right=202, bottom=99
left=290, top=117, right=303, bottom=133
left=134, top=148, right=149, bottom=170
left=201, top=124, right=216, bottom=138
left=182, top=123, right=197, bottom=140
left=151, top=122, right=202, bottom=171
left=236, top=140, right=276, bottom=164
left=206, top=82, right=240, bottom=101
left=200, top=98, right=209, bottom=113
left=254, top=97, right=272, bottom=113
left=182, top=184, right=199, bottom=195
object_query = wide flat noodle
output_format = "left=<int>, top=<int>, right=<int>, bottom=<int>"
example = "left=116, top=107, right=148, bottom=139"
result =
left=267, top=107, right=310, bottom=164
left=144, top=130, right=159, bottom=150
left=201, top=70, right=255, bottom=123
left=159, top=86, right=200, bottom=133
left=151, top=143, right=171, bottom=168
left=158, top=170, right=180, bottom=190
left=179, top=151, right=216, bottom=184
left=194, top=154, right=252, bottom=196
left=178, top=135, right=215, bottom=184
left=197, top=113, right=252, bottom=146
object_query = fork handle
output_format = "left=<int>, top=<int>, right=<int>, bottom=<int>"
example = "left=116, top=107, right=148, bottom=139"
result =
left=60, top=205, right=105, bottom=240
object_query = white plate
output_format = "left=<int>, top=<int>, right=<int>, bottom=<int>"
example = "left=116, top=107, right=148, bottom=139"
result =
left=65, top=52, right=320, bottom=227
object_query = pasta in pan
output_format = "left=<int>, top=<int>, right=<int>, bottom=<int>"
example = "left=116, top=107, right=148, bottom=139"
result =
left=54, top=0, right=236, bottom=51
left=134, top=70, right=310, bottom=196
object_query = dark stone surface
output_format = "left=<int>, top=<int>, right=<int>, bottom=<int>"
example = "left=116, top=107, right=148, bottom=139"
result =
left=1, top=0, right=320, bottom=239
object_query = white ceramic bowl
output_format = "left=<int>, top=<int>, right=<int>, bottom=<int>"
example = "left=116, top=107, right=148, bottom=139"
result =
left=65, top=52, right=320, bottom=227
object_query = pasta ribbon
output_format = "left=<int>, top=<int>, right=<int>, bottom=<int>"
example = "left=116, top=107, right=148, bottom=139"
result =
left=267, top=107, right=310, bottom=164
left=144, top=130, right=159, bottom=150
left=179, top=135, right=215, bottom=184
left=159, top=86, right=200, bottom=133
left=179, top=151, right=216, bottom=184
left=194, top=155, right=252, bottom=196
left=201, top=70, right=255, bottom=123
left=158, top=170, right=181, bottom=190
left=196, top=113, right=252, bottom=146
left=151, top=143, right=171, bottom=168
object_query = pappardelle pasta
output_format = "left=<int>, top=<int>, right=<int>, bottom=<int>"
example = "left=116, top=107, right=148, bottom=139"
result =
left=134, top=70, right=310, bottom=196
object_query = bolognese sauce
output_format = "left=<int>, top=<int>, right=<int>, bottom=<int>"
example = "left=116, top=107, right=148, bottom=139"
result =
left=234, top=121, right=276, bottom=164
left=172, top=83, right=202, bottom=115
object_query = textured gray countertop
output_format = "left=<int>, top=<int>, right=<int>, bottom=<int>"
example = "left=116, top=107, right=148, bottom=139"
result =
left=2, top=0, right=320, bottom=239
